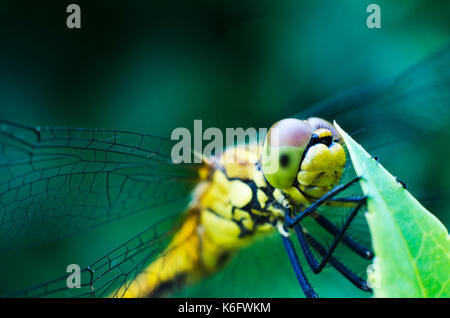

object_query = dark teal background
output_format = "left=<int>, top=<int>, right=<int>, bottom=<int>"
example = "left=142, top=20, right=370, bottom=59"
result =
left=0, top=0, right=449, bottom=297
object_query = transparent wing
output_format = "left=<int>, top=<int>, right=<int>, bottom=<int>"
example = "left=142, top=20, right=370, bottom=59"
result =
left=6, top=212, right=182, bottom=298
left=5, top=45, right=450, bottom=299
left=0, top=120, right=199, bottom=249
left=296, top=43, right=450, bottom=138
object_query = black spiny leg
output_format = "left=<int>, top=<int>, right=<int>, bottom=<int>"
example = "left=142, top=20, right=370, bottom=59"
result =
left=293, top=198, right=366, bottom=274
left=312, top=208, right=374, bottom=259
left=303, top=231, right=372, bottom=292
left=281, top=230, right=318, bottom=298
left=281, top=177, right=366, bottom=297
left=285, top=177, right=361, bottom=227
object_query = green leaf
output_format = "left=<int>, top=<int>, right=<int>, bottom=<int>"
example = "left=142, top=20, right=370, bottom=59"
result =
left=335, top=121, right=450, bottom=298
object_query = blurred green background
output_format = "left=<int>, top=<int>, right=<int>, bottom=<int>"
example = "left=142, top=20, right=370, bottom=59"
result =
left=0, top=0, right=449, bottom=297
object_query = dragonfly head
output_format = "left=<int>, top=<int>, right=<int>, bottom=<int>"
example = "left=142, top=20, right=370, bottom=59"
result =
left=261, top=117, right=346, bottom=200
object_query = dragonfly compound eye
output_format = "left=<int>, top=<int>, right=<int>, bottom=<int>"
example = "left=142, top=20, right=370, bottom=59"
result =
left=261, top=118, right=312, bottom=189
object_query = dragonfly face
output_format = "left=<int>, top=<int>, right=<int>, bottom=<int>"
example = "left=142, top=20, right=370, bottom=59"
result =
left=262, top=117, right=346, bottom=206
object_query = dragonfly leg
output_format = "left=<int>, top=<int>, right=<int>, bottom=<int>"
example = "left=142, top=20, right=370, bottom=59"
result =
left=299, top=229, right=372, bottom=292
left=293, top=198, right=366, bottom=274
left=311, top=209, right=374, bottom=260
left=281, top=230, right=318, bottom=298
left=285, top=176, right=361, bottom=227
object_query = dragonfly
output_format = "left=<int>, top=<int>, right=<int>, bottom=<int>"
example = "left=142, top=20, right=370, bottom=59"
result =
left=1, top=44, right=449, bottom=298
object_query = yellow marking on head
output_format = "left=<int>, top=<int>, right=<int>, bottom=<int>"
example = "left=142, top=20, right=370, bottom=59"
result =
left=295, top=141, right=345, bottom=200
left=313, top=128, right=332, bottom=139
left=300, top=143, right=345, bottom=172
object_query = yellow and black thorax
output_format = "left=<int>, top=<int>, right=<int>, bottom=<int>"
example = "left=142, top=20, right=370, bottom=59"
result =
left=194, top=118, right=347, bottom=266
